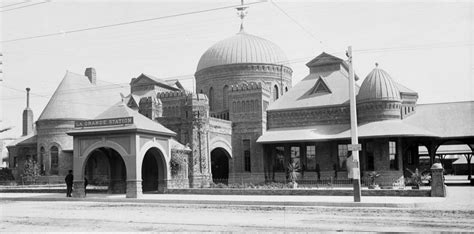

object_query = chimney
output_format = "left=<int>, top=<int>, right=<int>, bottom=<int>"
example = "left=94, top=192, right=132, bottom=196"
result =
left=22, top=87, right=34, bottom=136
left=85, top=67, right=96, bottom=84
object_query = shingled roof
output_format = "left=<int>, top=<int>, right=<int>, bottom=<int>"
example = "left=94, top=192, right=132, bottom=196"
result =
left=38, top=71, right=126, bottom=121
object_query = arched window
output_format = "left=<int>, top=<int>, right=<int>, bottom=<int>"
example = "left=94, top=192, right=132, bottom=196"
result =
left=223, top=85, right=229, bottom=109
left=285, top=87, right=288, bottom=92
left=209, top=87, right=214, bottom=111
left=273, top=85, right=279, bottom=101
left=50, top=146, right=59, bottom=175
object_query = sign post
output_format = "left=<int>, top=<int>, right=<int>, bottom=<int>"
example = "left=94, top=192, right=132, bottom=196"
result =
left=347, top=46, right=362, bottom=202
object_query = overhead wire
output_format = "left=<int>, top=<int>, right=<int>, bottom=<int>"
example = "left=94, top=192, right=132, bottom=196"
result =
left=0, top=0, right=49, bottom=12
left=1, top=0, right=267, bottom=43
left=0, top=0, right=30, bottom=9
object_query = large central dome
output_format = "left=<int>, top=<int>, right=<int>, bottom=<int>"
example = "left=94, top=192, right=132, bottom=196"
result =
left=196, top=31, right=289, bottom=72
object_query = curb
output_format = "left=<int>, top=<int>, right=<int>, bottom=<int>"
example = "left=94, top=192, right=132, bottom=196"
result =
left=0, top=196, right=429, bottom=208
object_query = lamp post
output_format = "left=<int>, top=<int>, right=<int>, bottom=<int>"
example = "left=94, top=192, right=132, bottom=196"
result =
left=347, top=46, right=362, bottom=202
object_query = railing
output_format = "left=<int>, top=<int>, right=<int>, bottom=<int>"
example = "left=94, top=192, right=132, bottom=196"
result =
left=208, top=176, right=409, bottom=189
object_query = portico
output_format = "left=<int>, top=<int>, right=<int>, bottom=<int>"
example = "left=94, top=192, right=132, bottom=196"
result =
left=68, top=103, right=176, bottom=198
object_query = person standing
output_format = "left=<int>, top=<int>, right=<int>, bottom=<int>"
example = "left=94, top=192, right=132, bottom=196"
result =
left=65, top=170, right=73, bottom=197
left=84, top=177, right=88, bottom=196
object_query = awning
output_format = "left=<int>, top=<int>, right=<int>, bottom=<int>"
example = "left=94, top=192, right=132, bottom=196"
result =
left=257, top=120, right=438, bottom=144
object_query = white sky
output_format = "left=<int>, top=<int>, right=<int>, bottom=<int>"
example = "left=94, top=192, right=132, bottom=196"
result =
left=1, top=0, right=473, bottom=138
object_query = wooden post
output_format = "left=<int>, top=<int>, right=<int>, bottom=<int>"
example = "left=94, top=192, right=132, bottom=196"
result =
left=347, top=46, right=362, bottom=202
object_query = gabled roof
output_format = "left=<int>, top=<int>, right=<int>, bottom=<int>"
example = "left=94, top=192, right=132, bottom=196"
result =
left=131, top=73, right=180, bottom=92
left=404, top=101, right=474, bottom=138
left=306, top=52, right=344, bottom=67
left=7, top=134, right=37, bottom=147
left=38, top=71, right=126, bottom=121
left=165, top=79, right=185, bottom=90
left=68, top=103, right=175, bottom=136
left=268, top=68, right=359, bottom=111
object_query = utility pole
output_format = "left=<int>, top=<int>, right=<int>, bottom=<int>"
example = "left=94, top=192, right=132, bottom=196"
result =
left=347, top=46, right=362, bottom=202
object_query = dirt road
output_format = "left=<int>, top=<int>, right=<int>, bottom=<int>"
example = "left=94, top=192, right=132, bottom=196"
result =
left=1, top=199, right=473, bottom=232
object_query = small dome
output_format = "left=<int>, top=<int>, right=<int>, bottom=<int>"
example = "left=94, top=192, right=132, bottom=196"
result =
left=357, top=67, right=401, bottom=103
left=196, top=31, right=288, bottom=72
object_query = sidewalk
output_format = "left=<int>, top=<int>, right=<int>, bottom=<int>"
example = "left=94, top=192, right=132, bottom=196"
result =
left=0, top=191, right=446, bottom=208
left=1, top=186, right=472, bottom=209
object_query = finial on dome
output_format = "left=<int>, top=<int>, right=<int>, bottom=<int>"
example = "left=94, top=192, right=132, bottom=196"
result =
left=375, top=62, right=379, bottom=68
left=236, top=0, right=248, bottom=32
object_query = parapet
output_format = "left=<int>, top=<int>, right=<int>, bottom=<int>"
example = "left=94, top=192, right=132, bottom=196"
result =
left=230, top=82, right=269, bottom=92
left=157, top=90, right=192, bottom=99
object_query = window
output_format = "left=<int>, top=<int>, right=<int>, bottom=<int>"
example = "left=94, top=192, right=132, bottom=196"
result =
left=223, top=85, right=229, bottom=109
left=389, top=141, right=398, bottom=170
left=51, top=146, right=59, bottom=175
left=273, top=85, right=279, bottom=101
left=407, top=151, right=414, bottom=165
left=243, top=140, right=251, bottom=172
left=274, top=146, right=285, bottom=172
left=13, top=157, right=18, bottom=168
left=306, top=145, right=316, bottom=171
left=209, top=87, right=214, bottom=111
left=338, top=144, right=348, bottom=170
left=290, top=146, right=300, bottom=167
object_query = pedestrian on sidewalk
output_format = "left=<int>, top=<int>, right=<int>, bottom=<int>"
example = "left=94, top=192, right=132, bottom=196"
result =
left=84, top=177, right=88, bottom=196
left=65, top=170, right=73, bottom=197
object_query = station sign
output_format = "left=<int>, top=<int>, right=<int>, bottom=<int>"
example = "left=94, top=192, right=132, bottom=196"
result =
left=75, top=117, right=133, bottom=128
left=347, top=144, right=361, bottom=151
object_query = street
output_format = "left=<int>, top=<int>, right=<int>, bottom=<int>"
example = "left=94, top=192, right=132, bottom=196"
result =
left=1, top=198, right=473, bottom=232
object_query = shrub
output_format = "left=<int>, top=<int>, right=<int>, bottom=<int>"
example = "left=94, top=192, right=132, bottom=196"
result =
left=0, top=168, right=15, bottom=181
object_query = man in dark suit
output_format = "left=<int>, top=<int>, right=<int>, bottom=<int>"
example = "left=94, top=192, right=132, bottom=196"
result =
left=65, top=170, right=73, bottom=197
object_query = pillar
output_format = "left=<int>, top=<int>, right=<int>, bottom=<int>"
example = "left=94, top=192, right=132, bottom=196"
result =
left=73, top=180, right=85, bottom=198
left=430, top=163, right=446, bottom=197
left=126, top=180, right=143, bottom=198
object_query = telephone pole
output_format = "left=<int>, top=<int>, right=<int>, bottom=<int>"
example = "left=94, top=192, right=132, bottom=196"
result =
left=347, top=46, right=362, bottom=202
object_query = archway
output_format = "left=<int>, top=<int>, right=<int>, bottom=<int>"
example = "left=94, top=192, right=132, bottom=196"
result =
left=84, top=147, right=127, bottom=194
left=141, top=147, right=167, bottom=193
left=211, top=148, right=230, bottom=184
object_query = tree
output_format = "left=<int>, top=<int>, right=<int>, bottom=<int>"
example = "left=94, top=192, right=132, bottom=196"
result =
left=462, top=153, right=473, bottom=180
left=23, top=158, right=41, bottom=184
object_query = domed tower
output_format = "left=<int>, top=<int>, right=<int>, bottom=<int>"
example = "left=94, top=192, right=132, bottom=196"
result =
left=194, top=5, right=292, bottom=117
left=357, top=64, right=402, bottom=122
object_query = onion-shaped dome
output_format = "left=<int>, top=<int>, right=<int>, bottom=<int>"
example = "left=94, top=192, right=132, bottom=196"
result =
left=357, top=66, right=401, bottom=103
left=196, top=31, right=288, bottom=72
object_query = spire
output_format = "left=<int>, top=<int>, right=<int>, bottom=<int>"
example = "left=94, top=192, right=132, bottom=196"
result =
left=236, top=0, right=248, bottom=32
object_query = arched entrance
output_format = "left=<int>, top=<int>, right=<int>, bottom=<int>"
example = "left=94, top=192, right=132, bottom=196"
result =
left=211, top=148, right=230, bottom=184
left=141, top=147, right=167, bottom=193
left=84, top=147, right=127, bottom=194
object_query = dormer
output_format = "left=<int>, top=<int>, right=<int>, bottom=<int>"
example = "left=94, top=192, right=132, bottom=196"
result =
left=306, top=52, right=359, bottom=80
left=309, top=76, right=332, bottom=95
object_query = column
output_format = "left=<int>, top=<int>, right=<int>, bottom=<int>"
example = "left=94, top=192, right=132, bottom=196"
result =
left=430, top=163, right=446, bottom=197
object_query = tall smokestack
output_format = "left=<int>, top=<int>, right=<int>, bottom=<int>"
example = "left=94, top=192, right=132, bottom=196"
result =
left=85, top=67, right=96, bottom=85
left=22, top=87, right=34, bottom=136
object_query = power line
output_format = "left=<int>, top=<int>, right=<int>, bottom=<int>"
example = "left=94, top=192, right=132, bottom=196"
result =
left=0, top=0, right=29, bottom=9
left=2, top=0, right=267, bottom=43
left=270, top=0, right=325, bottom=46
left=0, top=0, right=49, bottom=13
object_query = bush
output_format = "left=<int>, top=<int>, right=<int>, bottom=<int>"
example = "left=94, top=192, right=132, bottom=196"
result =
left=0, top=168, right=15, bottom=181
